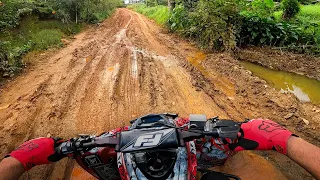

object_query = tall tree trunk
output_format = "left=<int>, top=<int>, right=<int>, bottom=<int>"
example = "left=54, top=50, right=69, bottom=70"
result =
left=76, top=7, right=78, bottom=24
left=168, top=0, right=175, bottom=11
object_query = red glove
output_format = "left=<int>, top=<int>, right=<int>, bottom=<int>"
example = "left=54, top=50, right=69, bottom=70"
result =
left=7, top=138, right=64, bottom=171
left=229, top=119, right=295, bottom=155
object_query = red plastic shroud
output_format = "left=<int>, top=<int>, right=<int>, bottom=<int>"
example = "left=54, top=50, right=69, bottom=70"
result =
left=74, top=120, right=199, bottom=180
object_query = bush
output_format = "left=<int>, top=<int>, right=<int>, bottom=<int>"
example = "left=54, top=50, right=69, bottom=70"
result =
left=177, top=0, right=199, bottom=11
left=33, top=6, right=55, bottom=19
left=168, top=0, right=242, bottom=51
left=239, top=16, right=301, bottom=46
left=0, top=41, right=31, bottom=77
left=168, top=5, right=190, bottom=31
left=52, top=0, right=122, bottom=24
left=145, top=0, right=158, bottom=6
left=144, top=0, right=167, bottom=6
left=282, top=0, right=301, bottom=19
left=238, top=15, right=320, bottom=54
left=241, top=0, right=275, bottom=18
left=81, top=0, right=122, bottom=23
left=0, top=42, right=9, bottom=76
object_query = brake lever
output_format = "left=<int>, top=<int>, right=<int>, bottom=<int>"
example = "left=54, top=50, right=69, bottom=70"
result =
left=164, top=112, right=178, bottom=119
left=208, top=116, right=219, bottom=122
left=233, top=118, right=250, bottom=127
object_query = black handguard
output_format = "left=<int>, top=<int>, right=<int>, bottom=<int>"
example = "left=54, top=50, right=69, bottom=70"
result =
left=55, top=135, right=120, bottom=156
left=205, top=119, right=240, bottom=139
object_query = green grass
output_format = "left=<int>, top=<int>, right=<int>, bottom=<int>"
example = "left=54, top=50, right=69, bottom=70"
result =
left=0, top=15, right=83, bottom=77
left=270, top=4, right=320, bottom=55
left=0, top=15, right=82, bottom=51
left=32, top=29, right=64, bottom=50
left=274, top=3, right=320, bottom=23
left=299, top=4, right=320, bottom=23
left=273, top=3, right=320, bottom=40
left=128, top=4, right=170, bottom=25
left=300, top=4, right=320, bottom=18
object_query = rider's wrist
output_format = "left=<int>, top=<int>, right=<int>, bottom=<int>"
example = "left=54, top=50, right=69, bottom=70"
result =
left=286, top=135, right=300, bottom=155
left=272, top=132, right=297, bottom=155
left=7, top=154, right=30, bottom=171
left=3, top=157, right=25, bottom=172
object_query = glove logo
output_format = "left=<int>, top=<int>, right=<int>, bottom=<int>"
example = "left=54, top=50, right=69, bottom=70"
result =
left=258, top=121, right=286, bottom=132
left=274, top=144, right=284, bottom=154
left=16, top=142, right=39, bottom=152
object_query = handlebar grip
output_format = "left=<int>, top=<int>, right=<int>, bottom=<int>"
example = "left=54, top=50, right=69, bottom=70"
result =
left=202, top=129, right=219, bottom=137
left=82, top=142, right=95, bottom=148
left=56, top=141, right=76, bottom=155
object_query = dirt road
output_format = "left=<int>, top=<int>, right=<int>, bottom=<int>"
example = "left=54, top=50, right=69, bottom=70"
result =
left=0, top=8, right=319, bottom=179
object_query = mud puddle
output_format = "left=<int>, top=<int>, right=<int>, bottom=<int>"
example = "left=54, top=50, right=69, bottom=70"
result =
left=241, top=61, right=320, bottom=104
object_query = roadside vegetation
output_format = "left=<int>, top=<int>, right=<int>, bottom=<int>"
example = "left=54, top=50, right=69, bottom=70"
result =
left=0, top=0, right=122, bottom=78
left=274, top=3, right=320, bottom=23
left=129, top=0, right=320, bottom=55
left=128, top=4, right=169, bottom=24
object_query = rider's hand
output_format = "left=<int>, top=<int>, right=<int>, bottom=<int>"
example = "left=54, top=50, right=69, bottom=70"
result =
left=229, top=119, right=295, bottom=155
left=6, top=138, right=65, bottom=171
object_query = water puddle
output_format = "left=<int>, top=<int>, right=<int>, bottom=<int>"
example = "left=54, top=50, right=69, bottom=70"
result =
left=186, top=52, right=235, bottom=97
left=107, top=67, right=114, bottom=71
left=0, top=104, right=9, bottom=110
left=241, top=61, right=320, bottom=105
left=130, top=47, right=138, bottom=79
left=187, top=52, right=207, bottom=75
left=114, top=26, right=138, bottom=79
left=115, top=29, right=127, bottom=44
left=85, top=55, right=93, bottom=63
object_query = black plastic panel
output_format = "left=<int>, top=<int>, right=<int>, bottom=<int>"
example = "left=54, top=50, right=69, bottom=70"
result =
left=119, top=128, right=179, bottom=152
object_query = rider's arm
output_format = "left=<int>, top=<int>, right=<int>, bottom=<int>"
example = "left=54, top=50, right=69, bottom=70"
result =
left=0, top=128, right=129, bottom=180
left=0, top=157, right=25, bottom=180
left=229, top=119, right=320, bottom=179
left=0, top=138, right=64, bottom=180
left=287, top=136, right=320, bottom=179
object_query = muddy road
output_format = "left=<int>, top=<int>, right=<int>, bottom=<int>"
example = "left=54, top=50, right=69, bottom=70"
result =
left=0, top=8, right=319, bottom=179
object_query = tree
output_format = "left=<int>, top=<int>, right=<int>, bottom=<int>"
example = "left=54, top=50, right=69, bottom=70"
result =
left=282, top=0, right=300, bottom=19
left=49, top=0, right=84, bottom=23
left=168, top=0, right=175, bottom=11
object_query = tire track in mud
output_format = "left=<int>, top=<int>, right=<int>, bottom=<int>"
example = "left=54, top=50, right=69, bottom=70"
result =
left=74, top=44, right=120, bottom=133
left=59, top=41, right=100, bottom=120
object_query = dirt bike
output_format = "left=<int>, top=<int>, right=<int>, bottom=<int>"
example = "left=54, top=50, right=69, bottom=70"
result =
left=56, top=113, right=242, bottom=180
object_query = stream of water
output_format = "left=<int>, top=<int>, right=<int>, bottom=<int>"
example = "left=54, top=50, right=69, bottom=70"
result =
left=241, top=61, right=320, bottom=105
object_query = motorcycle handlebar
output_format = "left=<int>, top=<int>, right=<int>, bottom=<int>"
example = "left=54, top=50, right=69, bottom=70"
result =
left=202, top=130, right=219, bottom=137
left=56, top=120, right=240, bottom=156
